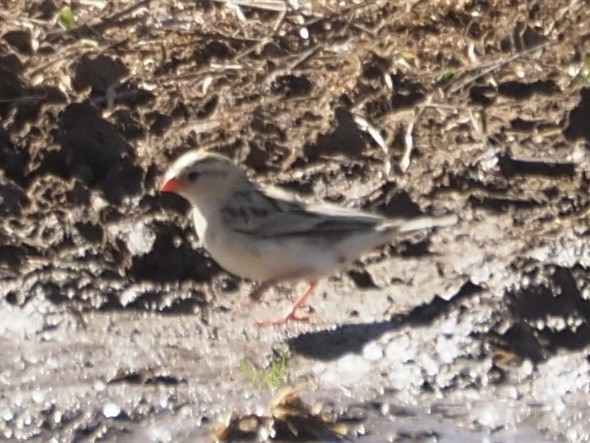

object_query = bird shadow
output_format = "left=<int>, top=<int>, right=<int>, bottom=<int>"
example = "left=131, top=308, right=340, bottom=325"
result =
left=287, top=281, right=482, bottom=361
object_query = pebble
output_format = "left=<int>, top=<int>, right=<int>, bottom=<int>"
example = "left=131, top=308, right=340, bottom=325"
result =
left=31, top=391, right=44, bottom=404
left=435, top=335, right=460, bottom=364
left=320, top=353, right=371, bottom=386
left=127, top=222, right=155, bottom=256
left=475, top=403, right=501, bottom=428
left=362, top=342, right=383, bottom=361
left=387, top=362, right=422, bottom=391
left=384, top=334, right=414, bottom=363
left=102, top=402, right=121, bottom=418
left=419, top=354, right=439, bottom=377
left=119, top=286, right=140, bottom=307
left=1, top=407, right=13, bottom=422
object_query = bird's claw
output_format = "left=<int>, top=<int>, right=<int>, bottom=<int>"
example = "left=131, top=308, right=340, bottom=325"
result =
left=256, top=309, right=311, bottom=327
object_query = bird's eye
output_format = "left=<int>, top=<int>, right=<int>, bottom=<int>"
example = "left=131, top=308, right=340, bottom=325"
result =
left=187, top=171, right=200, bottom=182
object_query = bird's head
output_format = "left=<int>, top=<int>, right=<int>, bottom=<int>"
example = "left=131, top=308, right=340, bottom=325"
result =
left=160, top=150, right=250, bottom=205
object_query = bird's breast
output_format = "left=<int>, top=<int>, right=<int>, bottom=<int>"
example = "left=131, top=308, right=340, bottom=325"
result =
left=203, top=227, right=274, bottom=280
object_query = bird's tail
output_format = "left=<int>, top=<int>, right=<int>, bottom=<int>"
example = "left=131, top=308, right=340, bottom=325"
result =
left=382, top=214, right=458, bottom=234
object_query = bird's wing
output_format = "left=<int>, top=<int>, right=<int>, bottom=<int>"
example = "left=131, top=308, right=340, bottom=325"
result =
left=220, top=189, right=384, bottom=239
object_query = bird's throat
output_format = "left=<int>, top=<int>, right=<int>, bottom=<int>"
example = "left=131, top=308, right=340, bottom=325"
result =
left=192, top=206, right=209, bottom=243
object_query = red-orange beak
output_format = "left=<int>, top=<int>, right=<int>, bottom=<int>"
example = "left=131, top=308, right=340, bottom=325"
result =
left=160, top=177, right=181, bottom=193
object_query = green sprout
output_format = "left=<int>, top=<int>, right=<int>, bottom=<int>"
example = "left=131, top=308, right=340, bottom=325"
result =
left=438, top=70, right=455, bottom=83
left=573, top=54, right=590, bottom=83
left=239, top=352, right=289, bottom=389
left=58, top=6, right=76, bottom=30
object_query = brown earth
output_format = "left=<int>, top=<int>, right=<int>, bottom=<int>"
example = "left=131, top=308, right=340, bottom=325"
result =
left=1, top=0, right=590, bottom=441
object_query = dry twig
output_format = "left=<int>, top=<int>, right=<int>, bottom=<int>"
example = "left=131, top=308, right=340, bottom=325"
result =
left=447, top=41, right=554, bottom=94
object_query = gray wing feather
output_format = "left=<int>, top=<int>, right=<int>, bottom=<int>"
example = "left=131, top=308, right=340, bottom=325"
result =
left=220, top=187, right=457, bottom=239
left=221, top=190, right=383, bottom=239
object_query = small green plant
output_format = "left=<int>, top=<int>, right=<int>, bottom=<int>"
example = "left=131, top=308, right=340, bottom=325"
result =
left=58, top=6, right=76, bottom=30
left=438, top=70, right=455, bottom=83
left=239, top=352, right=288, bottom=389
left=573, top=54, right=590, bottom=83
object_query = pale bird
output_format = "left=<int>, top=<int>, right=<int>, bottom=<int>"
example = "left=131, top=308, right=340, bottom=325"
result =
left=160, top=150, right=457, bottom=326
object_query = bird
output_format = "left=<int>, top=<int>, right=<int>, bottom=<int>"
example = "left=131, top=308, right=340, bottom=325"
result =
left=159, top=150, right=457, bottom=326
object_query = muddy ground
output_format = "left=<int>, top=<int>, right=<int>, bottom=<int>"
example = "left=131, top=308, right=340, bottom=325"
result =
left=1, top=0, right=590, bottom=441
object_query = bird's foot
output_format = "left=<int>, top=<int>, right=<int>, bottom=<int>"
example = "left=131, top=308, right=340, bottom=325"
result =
left=256, top=308, right=311, bottom=327
left=254, top=280, right=318, bottom=326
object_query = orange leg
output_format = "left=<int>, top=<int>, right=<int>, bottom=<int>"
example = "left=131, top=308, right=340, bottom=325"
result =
left=256, top=281, right=318, bottom=327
